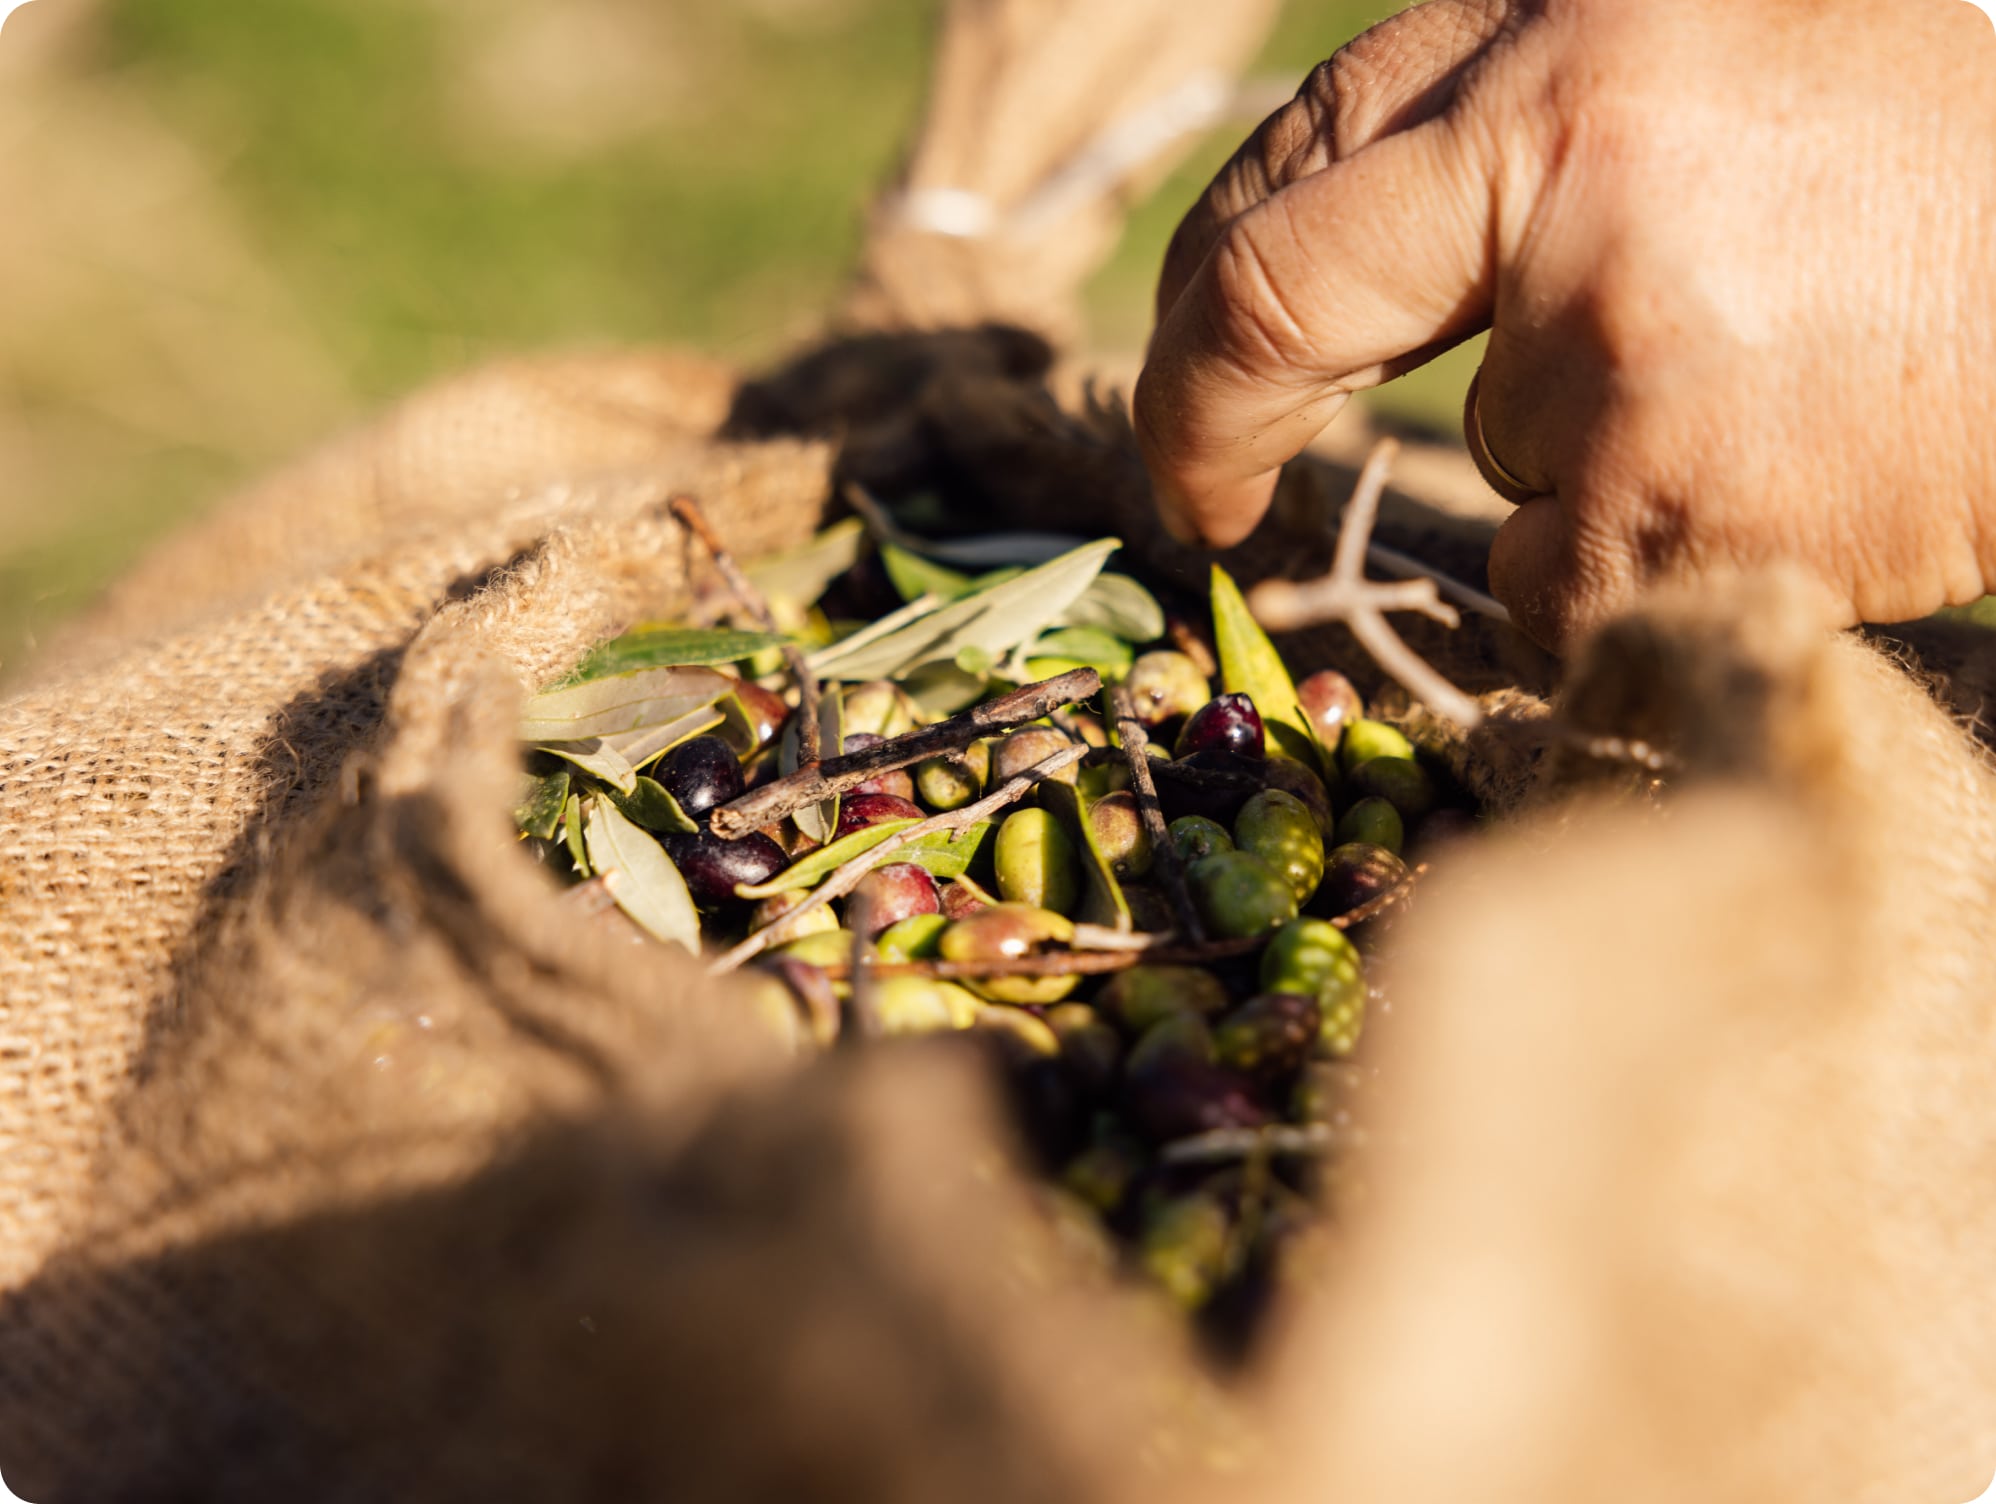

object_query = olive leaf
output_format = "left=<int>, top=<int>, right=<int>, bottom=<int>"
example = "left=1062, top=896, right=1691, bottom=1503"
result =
left=562, top=792, right=591, bottom=876
left=881, top=544, right=973, bottom=605
left=1040, top=782, right=1132, bottom=932
left=583, top=797, right=701, bottom=952
left=564, top=626, right=788, bottom=684
left=519, top=665, right=734, bottom=743
left=606, top=775, right=699, bottom=834
left=536, top=739, right=639, bottom=795
left=514, top=769, right=571, bottom=841
left=808, top=538, right=1120, bottom=683
left=745, top=517, right=869, bottom=608
left=1025, top=626, right=1133, bottom=682
left=734, top=818, right=992, bottom=900
left=1057, top=573, right=1165, bottom=644
left=598, top=707, right=727, bottom=772
left=782, top=691, right=843, bottom=844
left=1211, top=564, right=1324, bottom=774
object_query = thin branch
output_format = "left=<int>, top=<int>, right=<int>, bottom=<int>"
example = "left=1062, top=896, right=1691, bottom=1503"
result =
left=668, top=494, right=822, bottom=767
left=1364, top=541, right=1511, bottom=624
left=1107, top=685, right=1205, bottom=944
left=1159, top=1123, right=1359, bottom=1167
left=709, top=743, right=1091, bottom=972
left=709, top=668, right=1101, bottom=838
left=1249, top=439, right=1486, bottom=730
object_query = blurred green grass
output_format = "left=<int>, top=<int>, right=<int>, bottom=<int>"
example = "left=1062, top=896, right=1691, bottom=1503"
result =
left=0, top=0, right=1466, bottom=665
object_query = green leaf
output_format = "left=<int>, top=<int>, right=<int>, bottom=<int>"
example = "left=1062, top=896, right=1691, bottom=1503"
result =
left=1029, top=627, right=1133, bottom=680
left=515, top=769, right=571, bottom=841
left=903, top=660, right=990, bottom=718
left=745, top=517, right=868, bottom=608
left=1058, top=573, right=1166, bottom=643
left=583, top=798, right=702, bottom=952
left=565, top=626, right=788, bottom=684
left=808, top=538, right=1121, bottom=683
left=519, top=665, right=733, bottom=743
left=1039, top=782, right=1132, bottom=932
left=605, top=776, right=699, bottom=834
left=1211, top=564, right=1324, bottom=774
left=735, top=818, right=992, bottom=900
left=562, top=792, right=591, bottom=876
left=599, top=707, right=726, bottom=771
left=882, top=544, right=973, bottom=604
left=536, top=739, right=639, bottom=795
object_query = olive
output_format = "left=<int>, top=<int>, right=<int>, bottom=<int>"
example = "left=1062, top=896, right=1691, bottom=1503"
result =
left=1233, top=790, right=1326, bottom=906
left=994, top=807, right=1083, bottom=915
left=1154, top=749, right=1263, bottom=827
left=872, top=976, right=979, bottom=1036
left=1095, top=964, right=1231, bottom=1034
left=1062, top=1126, right=1147, bottom=1215
left=749, top=890, right=841, bottom=939
left=842, top=679, right=920, bottom=737
left=939, top=877, right=993, bottom=920
left=1260, top=918, right=1367, bottom=1057
left=1188, top=850, right=1299, bottom=939
left=1126, top=1012, right=1216, bottom=1075
left=728, top=680, right=792, bottom=751
left=972, top=1004, right=1062, bottom=1062
left=991, top=726, right=1080, bottom=786
left=1345, top=755, right=1439, bottom=821
left=662, top=829, right=787, bottom=910
left=1338, top=718, right=1415, bottom=774
left=1213, top=992, right=1321, bottom=1080
left=1087, top=792, right=1153, bottom=879
left=1121, top=1056, right=1268, bottom=1143
left=1318, top=842, right=1409, bottom=920
left=1138, top=1191, right=1232, bottom=1311
left=1046, top=1004, right=1123, bottom=1097
left=1076, top=761, right=1132, bottom=802
left=1174, top=692, right=1265, bottom=760
left=834, top=791, right=925, bottom=840
left=772, top=928, right=857, bottom=968
left=740, top=970, right=810, bottom=1054
left=842, top=733, right=918, bottom=801
left=1124, top=650, right=1211, bottom=726
left=1168, top=815, right=1233, bottom=865
left=655, top=735, right=744, bottom=818
left=1333, top=796, right=1404, bottom=855
left=1296, top=669, right=1364, bottom=752
left=1261, top=757, right=1338, bottom=840
left=936, top=903, right=1078, bottom=1005
left=847, top=862, right=940, bottom=936
left=1058, top=711, right=1110, bottom=749
left=914, top=742, right=990, bottom=811
left=875, top=911, right=949, bottom=960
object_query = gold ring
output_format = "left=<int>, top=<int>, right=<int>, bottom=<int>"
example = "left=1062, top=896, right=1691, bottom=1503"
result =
left=1463, top=368, right=1540, bottom=505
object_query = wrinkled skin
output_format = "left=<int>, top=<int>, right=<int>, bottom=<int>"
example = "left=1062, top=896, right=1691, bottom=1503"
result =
left=1136, top=0, right=1996, bottom=647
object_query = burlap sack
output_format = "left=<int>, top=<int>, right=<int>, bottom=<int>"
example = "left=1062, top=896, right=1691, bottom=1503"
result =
left=8, top=1, right=1996, bottom=1499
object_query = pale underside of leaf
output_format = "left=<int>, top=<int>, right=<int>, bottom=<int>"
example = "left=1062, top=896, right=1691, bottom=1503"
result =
left=745, top=517, right=868, bottom=608
left=583, top=797, right=702, bottom=952
left=518, top=665, right=733, bottom=743
left=537, top=739, right=640, bottom=795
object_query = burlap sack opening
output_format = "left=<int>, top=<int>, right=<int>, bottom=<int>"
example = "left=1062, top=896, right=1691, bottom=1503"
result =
left=7, top=2, right=1996, bottom=1499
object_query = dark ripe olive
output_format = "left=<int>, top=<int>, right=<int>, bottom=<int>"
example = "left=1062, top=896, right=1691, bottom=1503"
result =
left=1087, top=792, right=1153, bottom=879
left=1124, top=650, right=1212, bottom=726
left=1317, top=842, right=1410, bottom=919
left=729, top=680, right=791, bottom=751
left=662, top=829, right=787, bottom=910
left=1296, top=670, right=1363, bottom=751
left=1096, top=964, right=1230, bottom=1034
left=1212, top=993, right=1321, bottom=1080
left=1346, top=755, right=1439, bottom=821
left=835, top=791, right=925, bottom=840
left=1174, top=692, right=1265, bottom=760
left=655, top=735, right=744, bottom=818
left=1188, top=850, right=1299, bottom=939
left=1154, top=749, right=1263, bottom=827
left=939, top=878, right=992, bottom=921
left=1121, top=1056, right=1269, bottom=1143
left=1333, top=796, right=1404, bottom=855
left=848, top=862, right=940, bottom=936
left=1168, top=815, right=1233, bottom=865
left=991, top=726, right=1080, bottom=786
left=1261, top=757, right=1337, bottom=840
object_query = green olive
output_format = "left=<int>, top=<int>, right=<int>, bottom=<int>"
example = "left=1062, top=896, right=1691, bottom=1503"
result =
left=1233, top=790, right=1326, bottom=905
left=937, top=903, right=1079, bottom=1005
left=1338, top=718, right=1415, bottom=774
left=1333, top=796, right=1404, bottom=855
left=1126, top=1011, right=1217, bottom=1075
left=1087, top=791, right=1153, bottom=879
left=872, top=975, right=980, bottom=1036
left=1167, top=815, right=1232, bottom=865
left=1138, top=1192, right=1232, bottom=1312
left=875, top=911, right=950, bottom=960
left=1095, top=964, right=1231, bottom=1034
left=914, top=742, right=990, bottom=811
left=1260, top=918, right=1367, bottom=1058
left=994, top=807, right=1083, bottom=914
left=772, top=928, right=856, bottom=968
left=1124, top=650, right=1212, bottom=726
left=1212, top=992, right=1321, bottom=1078
left=1262, top=756, right=1338, bottom=840
left=1187, top=850, right=1299, bottom=939
left=1345, top=755, right=1439, bottom=821
left=750, top=891, right=841, bottom=939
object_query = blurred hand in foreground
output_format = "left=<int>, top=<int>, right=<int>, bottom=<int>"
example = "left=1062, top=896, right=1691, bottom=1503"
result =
left=1135, top=0, right=1996, bottom=648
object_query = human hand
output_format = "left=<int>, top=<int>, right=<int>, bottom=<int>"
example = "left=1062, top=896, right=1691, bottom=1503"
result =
left=1134, top=0, right=1996, bottom=647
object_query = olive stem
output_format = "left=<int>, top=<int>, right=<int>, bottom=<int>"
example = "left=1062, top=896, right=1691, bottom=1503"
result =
left=1247, top=439, right=1486, bottom=730
left=668, top=493, right=824, bottom=768
left=1106, top=684, right=1206, bottom=945
left=708, top=742, right=1092, bottom=972
left=708, top=668, right=1102, bottom=839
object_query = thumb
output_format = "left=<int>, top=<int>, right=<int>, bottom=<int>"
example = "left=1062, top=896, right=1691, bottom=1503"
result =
left=1135, top=110, right=1503, bottom=548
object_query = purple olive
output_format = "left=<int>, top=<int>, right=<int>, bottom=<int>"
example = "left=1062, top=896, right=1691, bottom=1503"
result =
left=848, top=862, right=940, bottom=935
left=1120, top=1056, right=1269, bottom=1143
left=842, top=732, right=918, bottom=800
left=1317, top=842, right=1410, bottom=918
left=1174, top=692, right=1265, bottom=760
left=729, top=680, right=792, bottom=751
left=655, top=735, right=744, bottom=819
left=1296, top=670, right=1363, bottom=750
left=662, top=829, right=786, bottom=909
left=835, top=791, right=925, bottom=840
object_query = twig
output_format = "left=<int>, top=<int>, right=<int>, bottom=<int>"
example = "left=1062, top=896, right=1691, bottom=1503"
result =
left=709, top=668, right=1101, bottom=839
left=1331, top=861, right=1428, bottom=930
left=1248, top=440, right=1486, bottom=730
left=1364, top=542, right=1511, bottom=625
left=709, top=743, right=1092, bottom=972
left=1159, top=1123, right=1357, bottom=1167
left=669, top=494, right=823, bottom=767
left=1108, top=685, right=1205, bottom=944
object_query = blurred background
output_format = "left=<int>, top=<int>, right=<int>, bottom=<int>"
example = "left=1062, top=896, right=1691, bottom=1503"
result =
left=0, top=0, right=1471, bottom=670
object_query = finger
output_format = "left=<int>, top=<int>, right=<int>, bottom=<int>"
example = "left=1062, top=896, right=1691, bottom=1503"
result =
left=1486, top=495, right=1640, bottom=651
left=1136, top=114, right=1498, bottom=547
left=1157, top=0, right=1512, bottom=325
